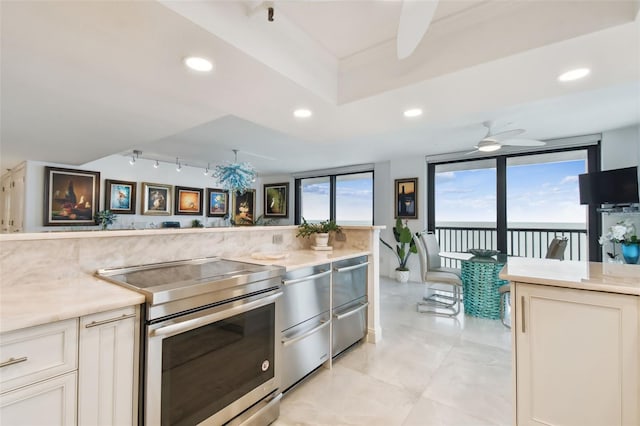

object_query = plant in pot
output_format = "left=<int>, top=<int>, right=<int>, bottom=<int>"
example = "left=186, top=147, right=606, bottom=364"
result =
left=380, top=218, right=417, bottom=283
left=94, top=210, right=117, bottom=230
left=296, top=217, right=342, bottom=248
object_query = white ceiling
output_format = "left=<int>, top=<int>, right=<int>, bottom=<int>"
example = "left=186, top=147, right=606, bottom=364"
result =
left=1, top=0, right=639, bottom=175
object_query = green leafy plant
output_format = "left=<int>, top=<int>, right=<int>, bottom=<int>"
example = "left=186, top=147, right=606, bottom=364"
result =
left=94, top=210, right=117, bottom=230
left=380, top=218, right=417, bottom=271
left=191, top=219, right=204, bottom=228
left=296, top=217, right=342, bottom=238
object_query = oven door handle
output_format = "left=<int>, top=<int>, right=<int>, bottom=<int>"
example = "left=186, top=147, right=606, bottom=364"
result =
left=151, top=291, right=283, bottom=338
left=333, top=261, right=369, bottom=273
left=333, top=302, right=369, bottom=320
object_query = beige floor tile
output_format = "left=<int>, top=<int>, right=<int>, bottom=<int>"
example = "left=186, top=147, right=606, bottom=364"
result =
left=401, top=397, right=500, bottom=426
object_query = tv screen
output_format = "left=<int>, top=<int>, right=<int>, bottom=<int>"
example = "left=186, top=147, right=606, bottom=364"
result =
left=579, top=166, right=639, bottom=205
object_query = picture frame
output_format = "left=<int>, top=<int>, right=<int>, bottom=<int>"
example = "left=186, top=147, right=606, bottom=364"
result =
left=141, top=182, right=172, bottom=215
left=395, top=177, right=418, bottom=219
left=232, top=189, right=256, bottom=226
left=104, top=179, right=136, bottom=214
left=206, top=188, right=228, bottom=217
left=44, top=166, right=100, bottom=226
left=263, top=182, right=289, bottom=218
left=174, top=186, right=203, bottom=216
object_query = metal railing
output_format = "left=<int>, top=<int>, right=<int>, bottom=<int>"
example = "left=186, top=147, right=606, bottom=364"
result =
left=435, top=226, right=588, bottom=267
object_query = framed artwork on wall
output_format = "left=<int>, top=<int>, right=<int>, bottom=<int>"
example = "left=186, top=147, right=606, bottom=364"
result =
left=44, top=166, right=100, bottom=226
left=174, top=186, right=203, bottom=216
left=206, top=188, right=228, bottom=217
left=395, top=177, right=418, bottom=219
left=141, top=182, right=172, bottom=215
left=232, top=189, right=256, bottom=226
left=104, top=179, right=136, bottom=214
left=264, top=182, right=289, bottom=218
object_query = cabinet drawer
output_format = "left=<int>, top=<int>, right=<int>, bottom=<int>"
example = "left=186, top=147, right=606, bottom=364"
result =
left=0, top=371, right=77, bottom=426
left=0, top=318, right=78, bottom=393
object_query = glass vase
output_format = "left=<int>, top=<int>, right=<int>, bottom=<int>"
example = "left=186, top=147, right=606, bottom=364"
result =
left=621, top=243, right=639, bottom=265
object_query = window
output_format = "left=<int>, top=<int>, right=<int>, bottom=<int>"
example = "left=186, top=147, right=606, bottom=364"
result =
left=296, top=171, right=373, bottom=225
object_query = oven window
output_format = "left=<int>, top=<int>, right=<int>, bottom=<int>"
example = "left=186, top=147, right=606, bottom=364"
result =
left=161, top=304, right=275, bottom=426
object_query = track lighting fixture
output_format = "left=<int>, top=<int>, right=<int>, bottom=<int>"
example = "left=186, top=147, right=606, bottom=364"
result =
left=129, top=150, right=141, bottom=165
left=204, top=163, right=210, bottom=176
left=176, top=157, right=182, bottom=172
left=268, top=6, right=274, bottom=21
left=154, top=160, right=160, bottom=169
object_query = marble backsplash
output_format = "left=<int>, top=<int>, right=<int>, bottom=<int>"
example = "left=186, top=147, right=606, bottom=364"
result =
left=0, top=227, right=376, bottom=287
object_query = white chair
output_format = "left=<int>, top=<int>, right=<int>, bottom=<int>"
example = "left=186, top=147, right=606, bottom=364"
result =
left=414, top=231, right=462, bottom=316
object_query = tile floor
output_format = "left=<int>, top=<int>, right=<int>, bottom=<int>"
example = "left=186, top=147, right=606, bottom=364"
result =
left=275, top=276, right=512, bottom=426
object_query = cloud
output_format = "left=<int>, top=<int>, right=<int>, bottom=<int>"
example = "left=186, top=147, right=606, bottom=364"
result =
left=436, top=171, right=456, bottom=181
left=560, top=175, right=579, bottom=185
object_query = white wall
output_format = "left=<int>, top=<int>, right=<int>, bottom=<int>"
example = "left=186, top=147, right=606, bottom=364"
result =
left=22, top=155, right=272, bottom=232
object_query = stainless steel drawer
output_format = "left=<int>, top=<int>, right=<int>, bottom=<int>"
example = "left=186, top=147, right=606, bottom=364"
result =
left=332, top=256, right=368, bottom=310
left=281, top=264, right=331, bottom=331
left=332, top=297, right=368, bottom=357
left=280, top=313, right=331, bottom=392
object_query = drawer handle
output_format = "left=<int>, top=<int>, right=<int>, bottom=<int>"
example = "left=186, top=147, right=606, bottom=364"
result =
left=85, top=313, right=136, bottom=328
left=0, top=356, right=28, bottom=368
left=333, top=302, right=369, bottom=320
left=282, top=270, right=330, bottom=286
left=333, top=262, right=369, bottom=273
left=281, top=321, right=330, bottom=347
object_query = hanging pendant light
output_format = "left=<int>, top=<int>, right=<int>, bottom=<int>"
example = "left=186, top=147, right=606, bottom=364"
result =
left=212, top=149, right=256, bottom=194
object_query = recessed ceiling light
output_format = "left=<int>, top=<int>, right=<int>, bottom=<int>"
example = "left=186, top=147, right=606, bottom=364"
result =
left=558, top=68, right=590, bottom=82
left=403, top=108, right=423, bottom=118
left=184, top=56, right=214, bottom=72
left=293, top=108, right=312, bottom=118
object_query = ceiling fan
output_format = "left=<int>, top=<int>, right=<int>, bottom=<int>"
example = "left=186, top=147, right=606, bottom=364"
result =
left=397, top=0, right=440, bottom=59
left=467, top=121, right=546, bottom=154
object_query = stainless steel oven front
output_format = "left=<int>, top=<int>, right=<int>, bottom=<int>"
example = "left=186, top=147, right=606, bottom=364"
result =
left=96, top=258, right=284, bottom=426
left=145, top=288, right=282, bottom=425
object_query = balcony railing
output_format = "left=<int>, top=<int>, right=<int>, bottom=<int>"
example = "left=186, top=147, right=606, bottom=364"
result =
left=435, top=226, right=588, bottom=267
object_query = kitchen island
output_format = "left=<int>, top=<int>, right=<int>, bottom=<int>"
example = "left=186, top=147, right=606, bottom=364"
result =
left=499, top=258, right=639, bottom=426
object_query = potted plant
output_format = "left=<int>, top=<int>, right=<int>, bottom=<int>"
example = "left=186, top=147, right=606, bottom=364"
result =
left=94, top=210, right=117, bottom=230
left=296, top=217, right=342, bottom=247
left=380, top=218, right=417, bottom=282
left=599, top=219, right=639, bottom=264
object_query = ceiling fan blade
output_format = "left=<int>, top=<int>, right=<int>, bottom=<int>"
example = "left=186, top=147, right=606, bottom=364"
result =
left=485, top=128, right=525, bottom=141
left=397, top=0, right=439, bottom=60
left=502, top=138, right=546, bottom=147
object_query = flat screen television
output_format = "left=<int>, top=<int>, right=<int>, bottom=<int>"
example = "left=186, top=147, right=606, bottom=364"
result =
left=579, top=166, right=639, bottom=205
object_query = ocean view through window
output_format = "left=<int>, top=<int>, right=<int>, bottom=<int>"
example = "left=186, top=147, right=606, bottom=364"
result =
left=433, top=149, right=588, bottom=262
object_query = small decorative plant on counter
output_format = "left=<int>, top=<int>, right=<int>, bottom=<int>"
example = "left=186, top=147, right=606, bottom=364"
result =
left=191, top=219, right=204, bottom=228
left=94, top=210, right=117, bottom=230
left=296, top=217, right=342, bottom=248
left=380, top=218, right=417, bottom=282
left=599, top=219, right=639, bottom=264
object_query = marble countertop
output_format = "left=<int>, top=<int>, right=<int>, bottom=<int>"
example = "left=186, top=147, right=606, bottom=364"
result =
left=0, top=275, right=145, bottom=334
left=499, top=257, right=640, bottom=296
left=229, top=248, right=371, bottom=271
left=1, top=248, right=370, bottom=334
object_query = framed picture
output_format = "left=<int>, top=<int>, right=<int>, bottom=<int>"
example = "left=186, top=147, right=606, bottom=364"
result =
left=44, top=167, right=100, bottom=226
left=395, top=177, right=418, bottom=219
left=141, top=182, right=172, bottom=215
left=104, top=179, right=136, bottom=214
left=264, top=182, right=289, bottom=218
left=232, top=189, right=256, bottom=226
left=206, top=188, right=228, bottom=217
left=175, top=186, right=203, bottom=216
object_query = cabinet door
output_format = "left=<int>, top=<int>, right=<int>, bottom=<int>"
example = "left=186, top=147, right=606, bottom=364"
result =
left=515, top=283, right=639, bottom=426
left=0, top=173, right=11, bottom=233
left=78, top=307, right=138, bottom=426
left=8, top=165, right=24, bottom=233
left=0, top=372, right=77, bottom=426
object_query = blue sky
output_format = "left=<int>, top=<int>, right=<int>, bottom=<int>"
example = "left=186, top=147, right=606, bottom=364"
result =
left=436, top=160, right=587, bottom=224
left=301, top=175, right=373, bottom=224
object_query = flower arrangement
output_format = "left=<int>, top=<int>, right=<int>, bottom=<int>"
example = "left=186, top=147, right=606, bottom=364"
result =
left=94, top=210, right=117, bottom=230
left=599, top=219, right=638, bottom=246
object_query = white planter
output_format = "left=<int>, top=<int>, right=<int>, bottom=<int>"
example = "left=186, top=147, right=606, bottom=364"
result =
left=395, top=269, right=410, bottom=283
left=314, top=233, right=329, bottom=247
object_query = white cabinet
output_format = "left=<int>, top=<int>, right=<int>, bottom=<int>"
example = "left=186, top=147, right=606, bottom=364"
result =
left=514, top=283, right=639, bottom=426
left=78, top=306, right=138, bottom=426
left=0, top=318, right=78, bottom=426
left=0, top=372, right=77, bottom=426
left=0, top=164, right=25, bottom=233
